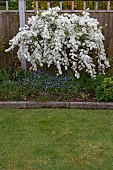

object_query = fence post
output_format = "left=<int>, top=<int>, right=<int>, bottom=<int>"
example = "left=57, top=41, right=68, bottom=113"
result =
left=18, top=0, right=27, bottom=70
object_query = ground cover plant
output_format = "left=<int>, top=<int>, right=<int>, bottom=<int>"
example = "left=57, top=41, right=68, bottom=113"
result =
left=0, top=109, right=113, bottom=170
left=0, top=66, right=112, bottom=102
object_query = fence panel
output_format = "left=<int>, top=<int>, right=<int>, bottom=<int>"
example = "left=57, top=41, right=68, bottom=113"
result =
left=0, top=0, right=113, bottom=68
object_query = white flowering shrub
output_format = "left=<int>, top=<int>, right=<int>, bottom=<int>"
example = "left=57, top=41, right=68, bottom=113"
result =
left=6, top=7, right=110, bottom=78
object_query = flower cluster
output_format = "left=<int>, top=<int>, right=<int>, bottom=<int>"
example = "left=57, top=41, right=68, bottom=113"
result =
left=6, top=7, right=110, bottom=78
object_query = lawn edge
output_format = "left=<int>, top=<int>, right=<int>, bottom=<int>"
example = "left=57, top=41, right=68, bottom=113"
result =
left=0, top=101, right=113, bottom=109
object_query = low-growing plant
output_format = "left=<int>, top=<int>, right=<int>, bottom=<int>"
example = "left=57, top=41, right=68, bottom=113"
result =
left=0, top=66, right=111, bottom=102
left=0, top=69, right=9, bottom=82
left=34, top=95, right=51, bottom=102
left=2, top=66, right=26, bottom=81
left=0, top=69, right=83, bottom=101
left=0, top=80, right=23, bottom=101
left=0, top=0, right=34, bottom=10
left=95, top=76, right=113, bottom=102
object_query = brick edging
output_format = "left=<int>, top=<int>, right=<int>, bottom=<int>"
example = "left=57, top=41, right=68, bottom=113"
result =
left=0, top=101, right=113, bottom=109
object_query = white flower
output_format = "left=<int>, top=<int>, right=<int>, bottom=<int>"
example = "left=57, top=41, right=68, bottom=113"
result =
left=6, top=7, right=110, bottom=78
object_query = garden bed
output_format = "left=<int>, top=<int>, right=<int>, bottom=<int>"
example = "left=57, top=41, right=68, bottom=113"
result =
left=0, top=67, right=113, bottom=102
left=26, top=91, right=96, bottom=102
left=1, top=7, right=112, bottom=103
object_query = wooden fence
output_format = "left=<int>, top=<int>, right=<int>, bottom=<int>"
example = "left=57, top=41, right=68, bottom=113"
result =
left=0, top=0, right=113, bottom=68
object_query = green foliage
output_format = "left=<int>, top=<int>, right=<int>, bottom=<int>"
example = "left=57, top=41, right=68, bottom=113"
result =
left=0, top=0, right=33, bottom=10
left=1, top=109, right=113, bottom=169
left=1, top=66, right=113, bottom=102
left=0, top=69, right=9, bottom=82
left=8, top=0, right=18, bottom=10
left=0, top=1, right=112, bottom=10
left=95, top=76, right=113, bottom=102
left=2, top=66, right=27, bottom=81
left=26, top=0, right=34, bottom=10
left=34, top=94, right=51, bottom=102
left=0, top=66, right=39, bottom=101
left=0, top=2, right=6, bottom=10
left=0, top=80, right=22, bottom=101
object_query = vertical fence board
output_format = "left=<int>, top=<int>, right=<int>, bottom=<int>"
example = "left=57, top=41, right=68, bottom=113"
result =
left=60, top=1, right=62, bottom=11
left=83, top=1, right=86, bottom=10
left=108, top=12, right=113, bottom=57
left=107, top=12, right=113, bottom=71
left=107, top=1, right=110, bottom=11
left=6, top=1, right=8, bottom=12
left=104, top=12, right=109, bottom=50
left=72, top=1, right=74, bottom=11
left=47, top=1, right=50, bottom=9
left=95, top=1, right=98, bottom=10
left=36, top=1, right=38, bottom=11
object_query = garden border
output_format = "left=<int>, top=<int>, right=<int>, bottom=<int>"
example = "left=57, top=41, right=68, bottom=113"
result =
left=0, top=101, right=113, bottom=109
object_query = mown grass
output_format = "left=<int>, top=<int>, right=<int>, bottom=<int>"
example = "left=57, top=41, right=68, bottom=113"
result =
left=0, top=109, right=113, bottom=170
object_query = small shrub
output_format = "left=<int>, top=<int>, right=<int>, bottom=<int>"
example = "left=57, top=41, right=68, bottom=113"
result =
left=0, top=69, right=9, bottom=82
left=95, top=76, right=113, bottom=101
left=0, top=80, right=23, bottom=101
left=6, top=7, right=109, bottom=78
left=1, top=66, right=26, bottom=81
left=0, top=66, right=112, bottom=102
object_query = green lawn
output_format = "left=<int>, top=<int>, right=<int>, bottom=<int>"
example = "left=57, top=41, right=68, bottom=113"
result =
left=0, top=109, right=113, bottom=170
